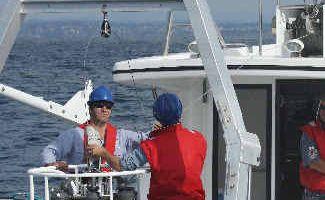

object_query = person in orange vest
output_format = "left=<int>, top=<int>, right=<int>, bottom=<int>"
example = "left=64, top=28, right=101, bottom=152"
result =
left=41, top=85, right=148, bottom=171
left=92, top=93, right=207, bottom=200
left=300, top=97, right=325, bottom=200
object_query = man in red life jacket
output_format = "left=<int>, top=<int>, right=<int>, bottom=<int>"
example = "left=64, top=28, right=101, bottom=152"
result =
left=94, top=93, right=207, bottom=200
left=300, top=97, right=325, bottom=200
left=41, top=85, right=147, bottom=171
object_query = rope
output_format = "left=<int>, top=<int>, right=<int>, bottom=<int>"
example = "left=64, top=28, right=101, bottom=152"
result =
left=182, top=87, right=212, bottom=113
left=151, top=84, right=158, bottom=100
left=127, top=60, right=150, bottom=133
left=82, top=7, right=111, bottom=83
left=296, top=33, right=312, bottom=40
left=81, top=24, right=98, bottom=83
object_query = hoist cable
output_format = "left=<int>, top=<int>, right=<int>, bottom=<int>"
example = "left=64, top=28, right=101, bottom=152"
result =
left=81, top=16, right=101, bottom=84
left=127, top=60, right=151, bottom=133
left=182, top=86, right=212, bottom=113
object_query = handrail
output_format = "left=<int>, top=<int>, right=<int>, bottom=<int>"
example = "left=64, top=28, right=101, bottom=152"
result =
left=28, top=167, right=149, bottom=178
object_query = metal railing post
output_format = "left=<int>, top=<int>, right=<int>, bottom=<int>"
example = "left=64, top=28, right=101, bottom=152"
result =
left=258, top=0, right=263, bottom=55
left=163, top=11, right=174, bottom=55
left=29, top=175, right=34, bottom=200
left=44, top=176, right=49, bottom=200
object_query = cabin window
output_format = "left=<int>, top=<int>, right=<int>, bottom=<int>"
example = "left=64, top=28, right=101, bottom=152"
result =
left=213, top=85, right=272, bottom=200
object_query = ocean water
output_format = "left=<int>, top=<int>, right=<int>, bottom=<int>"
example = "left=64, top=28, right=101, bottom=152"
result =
left=0, top=16, right=274, bottom=198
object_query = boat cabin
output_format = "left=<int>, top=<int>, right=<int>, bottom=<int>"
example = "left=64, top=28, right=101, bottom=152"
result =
left=112, top=2, right=325, bottom=200
left=1, top=1, right=325, bottom=200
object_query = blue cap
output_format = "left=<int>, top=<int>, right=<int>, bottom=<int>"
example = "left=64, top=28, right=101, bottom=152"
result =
left=88, top=86, right=114, bottom=104
left=153, top=93, right=182, bottom=126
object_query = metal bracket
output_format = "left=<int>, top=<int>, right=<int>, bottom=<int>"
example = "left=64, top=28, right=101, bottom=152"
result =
left=239, top=131, right=261, bottom=166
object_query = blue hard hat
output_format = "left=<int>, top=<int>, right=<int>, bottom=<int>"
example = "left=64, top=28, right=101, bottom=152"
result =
left=153, top=93, right=182, bottom=126
left=88, top=86, right=114, bottom=104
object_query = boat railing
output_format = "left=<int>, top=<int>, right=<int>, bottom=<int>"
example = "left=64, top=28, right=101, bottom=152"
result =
left=27, top=165, right=150, bottom=200
left=188, top=40, right=249, bottom=58
left=163, top=11, right=227, bottom=56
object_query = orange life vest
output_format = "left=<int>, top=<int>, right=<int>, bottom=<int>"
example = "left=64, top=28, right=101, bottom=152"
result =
left=300, top=121, right=325, bottom=192
left=140, top=124, right=206, bottom=200
left=79, top=121, right=117, bottom=172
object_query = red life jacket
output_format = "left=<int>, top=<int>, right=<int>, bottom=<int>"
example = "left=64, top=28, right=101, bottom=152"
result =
left=300, top=121, right=325, bottom=192
left=79, top=121, right=117, bottom=172
left=140, top=123, right=206, bottom=200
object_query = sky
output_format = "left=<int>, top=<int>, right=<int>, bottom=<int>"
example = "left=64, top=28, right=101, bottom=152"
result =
left=207, top=0, right=303, bottom=22
left=0, top=0, right=305, bottom=23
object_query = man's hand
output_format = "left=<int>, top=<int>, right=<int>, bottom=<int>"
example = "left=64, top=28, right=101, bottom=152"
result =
left=309, top=159, right=325, bottom=174
left=88, top=144, right=106, bottom=158
left=88, top=144, right=122, bottom=171
left=45, top=161, right=68, bottom=171
left=152, top=121, right=163, bottom=131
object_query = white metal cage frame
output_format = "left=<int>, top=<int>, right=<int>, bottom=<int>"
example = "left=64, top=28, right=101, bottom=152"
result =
left=27, top=165, right=149, bottom=200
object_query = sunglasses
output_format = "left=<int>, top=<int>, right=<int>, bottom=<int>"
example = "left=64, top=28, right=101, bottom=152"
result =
left=90, top=101, right=113, bottom=109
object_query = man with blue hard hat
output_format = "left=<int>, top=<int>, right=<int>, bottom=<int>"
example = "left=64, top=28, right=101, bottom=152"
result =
left=98, top=93, right=207, bottom=200
left=41, top=85, right=148, bottom=172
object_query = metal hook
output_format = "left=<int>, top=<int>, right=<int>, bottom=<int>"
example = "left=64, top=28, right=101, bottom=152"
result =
left=101, top=5, right=111, bottom=38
